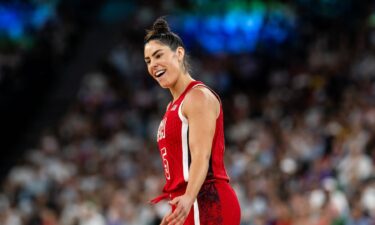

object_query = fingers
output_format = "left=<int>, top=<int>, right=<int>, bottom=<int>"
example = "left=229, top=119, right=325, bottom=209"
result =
left=160, top=206, right=173, bottom=225
left=160, top=211, right=171, bottom=225
left=160, top=215, right=168, bottom=225
left=162, top=196, right=193, bottom=225
left=166, top=203, right=189, bottom=225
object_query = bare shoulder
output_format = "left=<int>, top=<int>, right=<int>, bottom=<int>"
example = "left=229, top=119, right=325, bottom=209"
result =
left=183, top=86, right=220, bottom=117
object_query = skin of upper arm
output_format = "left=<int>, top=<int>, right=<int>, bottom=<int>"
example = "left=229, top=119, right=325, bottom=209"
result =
left=182, top=88, right=220, bottom=161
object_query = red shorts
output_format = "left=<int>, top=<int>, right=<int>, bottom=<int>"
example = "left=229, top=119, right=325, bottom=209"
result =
left=170, top=180, right=241, bottom=225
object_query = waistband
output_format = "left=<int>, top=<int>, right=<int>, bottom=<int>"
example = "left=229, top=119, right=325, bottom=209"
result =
left=149, top=179, right=228, bottom=205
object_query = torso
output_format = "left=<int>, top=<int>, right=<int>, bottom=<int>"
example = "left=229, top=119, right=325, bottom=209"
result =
left=156, top=81, right=229, bottom=193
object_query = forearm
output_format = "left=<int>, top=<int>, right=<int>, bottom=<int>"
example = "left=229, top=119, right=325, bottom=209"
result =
left=184, top=156, right=209, bottom=200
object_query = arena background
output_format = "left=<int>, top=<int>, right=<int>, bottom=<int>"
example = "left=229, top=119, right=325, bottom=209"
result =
left=0, top=0, right=375, bottom=224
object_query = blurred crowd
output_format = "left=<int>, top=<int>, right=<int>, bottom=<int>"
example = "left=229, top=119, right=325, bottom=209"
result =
left=0, top=0, right=104, bottom=173
left=1, top=1, right=375, bottom=225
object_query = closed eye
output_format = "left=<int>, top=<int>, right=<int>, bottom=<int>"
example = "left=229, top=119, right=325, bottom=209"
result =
left=144, top=49, right=163, bottom=64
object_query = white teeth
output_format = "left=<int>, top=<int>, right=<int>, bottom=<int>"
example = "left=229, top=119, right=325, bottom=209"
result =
left=155, top=70, right=166, bottom=77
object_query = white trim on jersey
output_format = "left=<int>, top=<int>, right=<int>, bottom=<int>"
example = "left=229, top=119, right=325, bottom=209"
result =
left=194, top=199, right=201, bottom=225
left=178, top=100, right=189, bottom=182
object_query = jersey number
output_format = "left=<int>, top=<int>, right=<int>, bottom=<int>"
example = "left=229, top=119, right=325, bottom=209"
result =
left=161, top=147, right=171, bottom=180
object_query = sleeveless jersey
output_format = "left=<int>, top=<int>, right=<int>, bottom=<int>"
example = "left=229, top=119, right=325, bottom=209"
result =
left=156, top=81, right=229, bottom=194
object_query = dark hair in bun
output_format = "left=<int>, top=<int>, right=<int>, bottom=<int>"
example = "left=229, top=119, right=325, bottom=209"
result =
left=144, top=17, right=191, bottom=73
left=144, top=17, right=184, bottom=51
left=152, top=17, right=171, bottom=34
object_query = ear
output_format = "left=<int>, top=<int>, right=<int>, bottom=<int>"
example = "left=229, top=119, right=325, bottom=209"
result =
left=176, top=46, right=185, bottom=62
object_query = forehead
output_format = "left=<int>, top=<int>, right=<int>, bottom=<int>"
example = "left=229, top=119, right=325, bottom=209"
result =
left=144, top=40, right=170, bottom=56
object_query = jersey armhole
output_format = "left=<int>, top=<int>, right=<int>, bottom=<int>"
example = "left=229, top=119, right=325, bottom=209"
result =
left=178, top=84, right=221, bottom=122
left=192, top=84, right=222, bottom=104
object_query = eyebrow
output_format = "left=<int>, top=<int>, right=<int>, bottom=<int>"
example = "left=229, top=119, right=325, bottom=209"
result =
left=144, top=49, right=162, bottom=60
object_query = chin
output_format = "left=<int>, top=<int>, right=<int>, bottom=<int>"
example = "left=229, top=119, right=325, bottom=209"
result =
left=158, top=81, right=172, bottom=89
left=159, top=84, right=169, bottom=89
left=159, top=84, right=172, bottom=89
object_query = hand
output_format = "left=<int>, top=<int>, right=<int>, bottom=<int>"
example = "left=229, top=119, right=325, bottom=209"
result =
left=164, top=194, right=194, bottom=225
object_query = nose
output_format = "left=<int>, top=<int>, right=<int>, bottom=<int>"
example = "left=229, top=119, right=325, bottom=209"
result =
left=149, top=61, right=158, bottom=75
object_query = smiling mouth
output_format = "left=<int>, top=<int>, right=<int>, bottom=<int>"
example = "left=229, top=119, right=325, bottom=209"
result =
left=155, top=70, right=166, bottom=78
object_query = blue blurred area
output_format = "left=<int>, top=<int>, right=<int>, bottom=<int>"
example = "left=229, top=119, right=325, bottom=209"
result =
left=0, top=4, right=24, bottom=39
left=0, top=0, right=358, bottom=54
left=0, top=0, right=297, bottom=54
left=0, top=1, right=58, bottom=47
left=170, top=1, right=296, bottom=54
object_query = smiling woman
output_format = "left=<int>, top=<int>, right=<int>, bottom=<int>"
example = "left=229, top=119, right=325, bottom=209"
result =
left=144, top=19, right=191, bottom=90
left=144, top=17, right=241, bottom=225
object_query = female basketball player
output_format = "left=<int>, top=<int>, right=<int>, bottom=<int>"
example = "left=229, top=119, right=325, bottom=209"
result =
left=144, top=17, right=241, bottom=225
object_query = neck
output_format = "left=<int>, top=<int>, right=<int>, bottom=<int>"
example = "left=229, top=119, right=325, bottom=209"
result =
left=169, top=72, right=194, bottom=101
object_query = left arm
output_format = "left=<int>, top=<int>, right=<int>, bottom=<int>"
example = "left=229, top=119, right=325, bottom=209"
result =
left=164, top=87, right=219, bottom=225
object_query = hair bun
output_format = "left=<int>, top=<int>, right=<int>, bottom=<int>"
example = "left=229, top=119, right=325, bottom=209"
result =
left=152, top=17, right=171, bottom=34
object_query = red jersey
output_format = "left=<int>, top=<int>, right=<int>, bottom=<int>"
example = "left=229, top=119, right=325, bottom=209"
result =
left=156, top=81, right=229, bottom=194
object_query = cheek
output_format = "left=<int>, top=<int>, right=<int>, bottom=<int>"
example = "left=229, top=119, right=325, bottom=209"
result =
left=166, top=58, right=178, bottom=71
left=172, top=55, right=182, bottom=70
left=171, top=61, right=181, bottom=73
left=147, top=66, right=152, bottom=75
